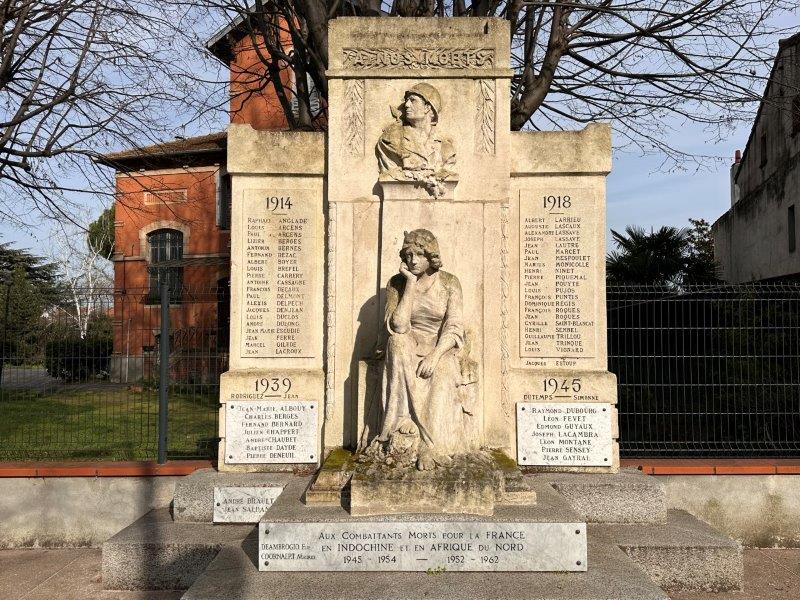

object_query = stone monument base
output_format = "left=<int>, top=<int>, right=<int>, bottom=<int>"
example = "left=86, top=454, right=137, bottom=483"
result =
left=101, top=468, right=743, bottom=597
left=350, top=449, right=536, bottom=516
left=304, top=449, right=536, bottom=516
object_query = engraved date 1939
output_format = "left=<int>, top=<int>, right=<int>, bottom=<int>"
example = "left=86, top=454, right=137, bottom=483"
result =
left=254, top=377, right=292, bottom=394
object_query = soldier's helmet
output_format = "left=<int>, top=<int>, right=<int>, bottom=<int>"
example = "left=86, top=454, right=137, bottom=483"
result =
left=404, top=83, right=442, bottom=123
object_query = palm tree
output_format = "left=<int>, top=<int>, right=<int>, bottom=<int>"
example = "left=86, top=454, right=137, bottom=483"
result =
left=606, top=226, right=690, bottom=285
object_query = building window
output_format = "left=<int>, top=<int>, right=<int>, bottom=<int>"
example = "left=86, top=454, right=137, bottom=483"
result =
left=290, top=71, right=322, bottom=121
left=216, top=172, right=231, bottom=230
left=792, top=96, right=800, bottom=135
left=147, top=229, right=183, bottom=303
left=760, top=133, right=767, bottom=167
left=789, top=205, right=796, bottom=254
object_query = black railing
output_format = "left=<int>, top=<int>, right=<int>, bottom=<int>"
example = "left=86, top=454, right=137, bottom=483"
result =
left=609, top=283, right=800, bottom=457
left=0, top=286, right=227, bottom=461
left=0, top=283, right=798, bottom=461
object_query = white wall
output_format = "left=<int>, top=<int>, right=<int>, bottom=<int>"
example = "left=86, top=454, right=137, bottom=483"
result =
left=0, top=477, right=179, bottom=548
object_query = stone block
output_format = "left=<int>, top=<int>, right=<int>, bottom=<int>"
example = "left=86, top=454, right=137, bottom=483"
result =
left=593, top=509, right=743, bottom=591
left=304, top=448, right=356, bottom=506
left=350, top=468, right=497, bottom=517
left=226, top=125, right=325, bottom=175
left=546, top=468, right=667, bottom=524
left=266, top=474, right=567, bottom=522
left=348, top=450, right=535, bottom=517
left=101, top=508, right=251, bottom=590
left=173, top=468, right=294, bottom=522
left=510, top=123, right=612, bottom=176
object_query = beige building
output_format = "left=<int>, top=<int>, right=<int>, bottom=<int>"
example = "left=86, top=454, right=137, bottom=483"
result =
left=713, top=32, right=800, bottom=282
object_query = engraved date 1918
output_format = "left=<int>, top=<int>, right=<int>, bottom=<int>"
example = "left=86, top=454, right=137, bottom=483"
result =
left=543, top=195, right=571, bottom=212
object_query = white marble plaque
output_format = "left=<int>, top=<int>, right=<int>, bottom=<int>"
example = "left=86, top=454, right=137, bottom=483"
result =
left=519, top=189, right=597, bottom=359
left=240, top=189, right=317, bottom=358
left=214, top=486, right=284, bottom=523
left=225, top=400, right=318, bottom=464
left=258, top=521, right=586, bottom=572
left=517, top=402, right=613, bottom=466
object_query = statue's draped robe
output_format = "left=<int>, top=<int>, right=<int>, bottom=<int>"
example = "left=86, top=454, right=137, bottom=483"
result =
left=378, top=270, right=471, bottom=455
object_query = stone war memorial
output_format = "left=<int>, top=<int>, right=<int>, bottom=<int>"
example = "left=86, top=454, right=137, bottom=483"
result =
left=102, top=17, right=743, bottom=599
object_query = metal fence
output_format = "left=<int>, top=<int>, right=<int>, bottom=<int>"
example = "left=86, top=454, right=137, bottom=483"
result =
left=609, top=283, right=800, bottom=457
left=0, top=282, right=798, bottom=461
left=0, top=285, right=227, bottom=461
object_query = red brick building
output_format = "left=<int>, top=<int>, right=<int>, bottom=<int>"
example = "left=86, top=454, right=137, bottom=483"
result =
left=97, top=21, right=292, bottom=382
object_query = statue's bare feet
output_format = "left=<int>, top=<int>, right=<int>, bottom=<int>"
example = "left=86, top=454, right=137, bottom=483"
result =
left=397, top=418, right=418, bottom=435
left=416, top=447, right=436, bottom=471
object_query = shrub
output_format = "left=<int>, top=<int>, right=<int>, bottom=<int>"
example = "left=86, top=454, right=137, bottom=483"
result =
left=45, top=337, right=113, bottom=381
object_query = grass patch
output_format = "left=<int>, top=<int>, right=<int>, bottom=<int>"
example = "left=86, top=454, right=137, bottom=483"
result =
left=0, top=385, right=218, bottom=461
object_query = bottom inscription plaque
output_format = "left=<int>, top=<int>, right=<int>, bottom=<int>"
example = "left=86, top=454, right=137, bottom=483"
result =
left=258, top=521, right=586, bottom=572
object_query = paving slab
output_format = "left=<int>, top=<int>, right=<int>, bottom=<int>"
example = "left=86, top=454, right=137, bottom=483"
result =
left=545, top=468, right=667, bottom=524
left=0, top=548, right=89, bottom=598
left=0, top=549, right=181, bottom=600
left=173, top=468, right=294, bottom=522
left=181, top=532, right=668, bottom=600
left=594, top=510, right=742, bottom=592
left=102, top=508, right=253, bottom=591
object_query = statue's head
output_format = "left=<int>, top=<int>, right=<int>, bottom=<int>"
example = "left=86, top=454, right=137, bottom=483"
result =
left=400, top=229, right=442, bottom=271
left=403, top=83, right=441, bottom=125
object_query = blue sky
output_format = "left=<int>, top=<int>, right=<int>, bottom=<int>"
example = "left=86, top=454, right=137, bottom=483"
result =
left=606, top=135, right=737, bottom=252
left=2, top=10, right=798, bottom=258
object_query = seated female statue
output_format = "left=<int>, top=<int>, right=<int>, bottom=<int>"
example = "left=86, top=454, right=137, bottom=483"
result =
left=375, top=228, right=476, bottom=471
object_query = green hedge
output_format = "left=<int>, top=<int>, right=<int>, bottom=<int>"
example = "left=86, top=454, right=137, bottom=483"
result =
left=44, top=337, right=113, bottom=382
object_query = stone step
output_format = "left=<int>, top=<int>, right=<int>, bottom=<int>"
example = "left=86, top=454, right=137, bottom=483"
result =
left=101, top=508, right=252, bottom=590
left=544, top=468, right=667, bottom=524
left=180, top=536, right=669, bottom=600
left=592, top=509, right=743, bottom=592
left=173, top=468, right=295, bottom=522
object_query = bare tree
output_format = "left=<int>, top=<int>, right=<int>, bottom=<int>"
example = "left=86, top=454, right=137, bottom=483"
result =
left=197, top=0, right=796, bottom=166
left=0, top=1, right=218, bottom=224
left=47, top=207, right=113, bottom=338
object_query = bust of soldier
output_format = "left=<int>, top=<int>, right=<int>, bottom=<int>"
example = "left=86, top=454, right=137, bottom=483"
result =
left=376, top=83, right=456, bottom=197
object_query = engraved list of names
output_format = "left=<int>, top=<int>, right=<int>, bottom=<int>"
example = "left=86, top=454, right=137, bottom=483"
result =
left=241, top=190, right=316, bottom=358
left=519, top=189, right=596, bottom=359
